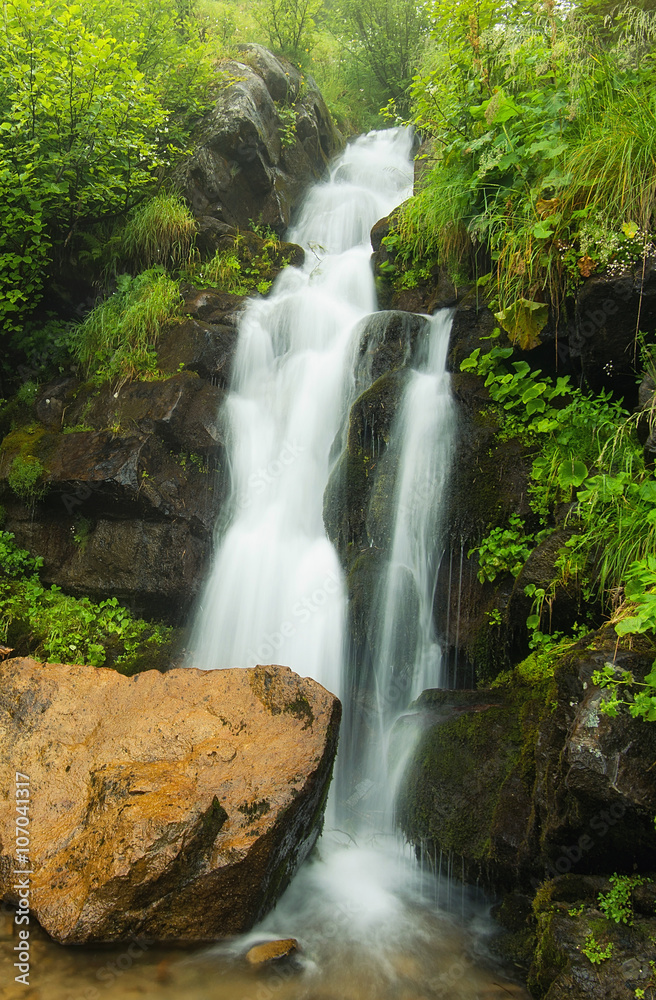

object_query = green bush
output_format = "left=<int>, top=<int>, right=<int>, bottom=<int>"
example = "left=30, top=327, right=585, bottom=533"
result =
left=120, top=193, right=198, bottom=271
left=0, top=531, right=173, bottom=671
left=0, top=0, right=214, bottom=330
left=390, top=3, right=656, bottom=341
left=8, top=456, right=46, bottom=501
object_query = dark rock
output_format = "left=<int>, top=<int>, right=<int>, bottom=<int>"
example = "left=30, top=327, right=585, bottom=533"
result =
left=194, top=216, right=237, bottom=257
left=534, top=629, right=656, bottom=876
left=570, top=266, right=656, bottom=402
left=529, top=876, right=656, bottom=1000
left=0, top=426, right=222, bottom=620
left=370, top=215, right=391, bottom=253
left=175, top=45, right=342, bottom=233
left=397, top=686, right=540, bottom=890
left=399, top=630, right=656, bottom=897
left=35, top=377, right=78, bottom=430
left=324, top=369, right=408, bottom=570
left=355, top=310, right=431, bottom=385
left=157, top=317, right=239, bottom=387
left=507, top=530, right=582, bottom=660
left=63, top=373, right=223, bottom=456
left=180, top=285, right=245, bottom=325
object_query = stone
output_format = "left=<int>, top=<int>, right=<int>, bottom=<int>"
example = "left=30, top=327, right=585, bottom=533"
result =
left=569, top=265, right=656, bottom=401
left=0, top=373, right=228, bottom=620
left=529, top=876, right=656, bottom=1000
left=245, top=938, right=298, bottom=965
left=0, top=659, right=341, bottom=944
left=175, top=45, right=342, bottom=233
left=399, top=629, right=656, bottom=894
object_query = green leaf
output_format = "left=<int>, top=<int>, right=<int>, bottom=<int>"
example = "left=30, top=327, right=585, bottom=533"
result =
left=558, top=459, right=588, bottom=489
left=638, top=479, right=656, bottom=503
left=533, top=222, right=554, bottom=239
left=494, top=299, right=549, bottom=351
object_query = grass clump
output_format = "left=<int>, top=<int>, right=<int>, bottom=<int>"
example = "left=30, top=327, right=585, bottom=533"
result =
left=72, top=269, right=182, bottom=387
left=120, top=193, right=197, bottom=271
left=8, top=455, right=46, bottom=502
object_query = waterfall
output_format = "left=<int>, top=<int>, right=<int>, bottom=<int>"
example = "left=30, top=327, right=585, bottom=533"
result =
left=191, top=129, right=491, bottom=996
left=357, top=310, right=456, bottom=831
left=191, top=128, right=415, bottom=698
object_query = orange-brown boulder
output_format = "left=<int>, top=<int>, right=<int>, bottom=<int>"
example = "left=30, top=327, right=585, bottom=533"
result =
left=0, top=659, right=340, bottom=944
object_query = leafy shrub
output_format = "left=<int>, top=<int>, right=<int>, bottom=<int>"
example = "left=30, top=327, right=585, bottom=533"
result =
left=471, top=514, right=537, bottom=584
left=0, top=532, right=173, bottom=671
left=0, top=0, right=213, bottom=329
left=8, top=456, right=46, bottom=501
left=390, top=3, right=656, bottom=341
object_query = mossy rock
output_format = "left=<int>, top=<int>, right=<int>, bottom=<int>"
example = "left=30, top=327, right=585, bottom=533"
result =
left=324, top=369, right=407, bottom=569
left=398, top=686, right=542, bottom=889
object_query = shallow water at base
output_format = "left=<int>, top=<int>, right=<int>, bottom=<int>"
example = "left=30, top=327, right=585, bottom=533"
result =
left=1, top=838, right=529, bottom=1000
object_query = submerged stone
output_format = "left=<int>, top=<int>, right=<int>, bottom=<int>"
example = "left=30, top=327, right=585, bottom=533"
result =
left=245, top=938, right=299, bottom=965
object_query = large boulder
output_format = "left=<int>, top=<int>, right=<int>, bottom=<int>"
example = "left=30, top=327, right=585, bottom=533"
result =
left=0, top=658, right=340, bottom=944
left=175, top=44, right=342, bottom=233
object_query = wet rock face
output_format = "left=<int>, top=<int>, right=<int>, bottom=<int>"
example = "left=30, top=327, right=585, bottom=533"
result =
left=0, top=402, right=223, bottom=622
left=0, top=658, right=341, bottom=944
left=399, top=631, right=656, bottom=894
left=176, top=44, right=342, bottom=233
left=534, top=633, right=656, bottom=875
left=0, top=286, right=251, bottom=621
left=568, top=265, right=656, bottom=399
left=529, top=875, right=656, bottom=1000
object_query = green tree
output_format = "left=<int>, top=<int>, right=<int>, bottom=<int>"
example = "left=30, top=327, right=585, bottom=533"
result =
left=256, top=0, right=324, bottom=59
left=0, top=0, right=212, bottom=333
left=333, top=0, right=432, bottom=111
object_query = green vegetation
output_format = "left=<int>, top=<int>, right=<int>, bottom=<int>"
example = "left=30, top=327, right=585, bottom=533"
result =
left=463, top=340, right=656, bottom=719
left=0, top=0, right=213, bottom=331
left=71, top=270, right=182, bottom=386
left=598, top=874, right=649, bottom=925
left=387, top=1, right=656, bottom=344
left=0, top=531, right=174, bottom=672
left=582, top=933, right=613, bottom=964
left=120, top=194, right=198, bottom=272
left=8, top=455, right=46, bottom=502
left=472, top=513, right=537, bottom=583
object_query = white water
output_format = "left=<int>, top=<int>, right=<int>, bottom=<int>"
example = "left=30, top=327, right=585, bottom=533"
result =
left=361, top=310, right=457, bottom=828
left=188, top=130, right=526, bottom=999
left=192, top=129, right=415, bottom=698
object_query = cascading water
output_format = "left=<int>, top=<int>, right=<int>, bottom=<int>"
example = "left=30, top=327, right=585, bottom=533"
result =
left=359, top=309, right=456, bottom=830
left=191, top=129, right=416, bottom=698
left=186, top=130, right=528, bottom=999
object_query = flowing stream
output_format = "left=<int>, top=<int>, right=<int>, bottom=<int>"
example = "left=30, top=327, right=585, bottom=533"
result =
left=0, top=130, right=529, bottom=1000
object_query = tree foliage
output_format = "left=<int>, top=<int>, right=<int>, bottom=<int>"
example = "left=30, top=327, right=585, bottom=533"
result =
left=332, top=0, right=432, bottom=112
left=0, top=0, right=212, bottom=332
left=256, top=0, right=323, bottom=58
